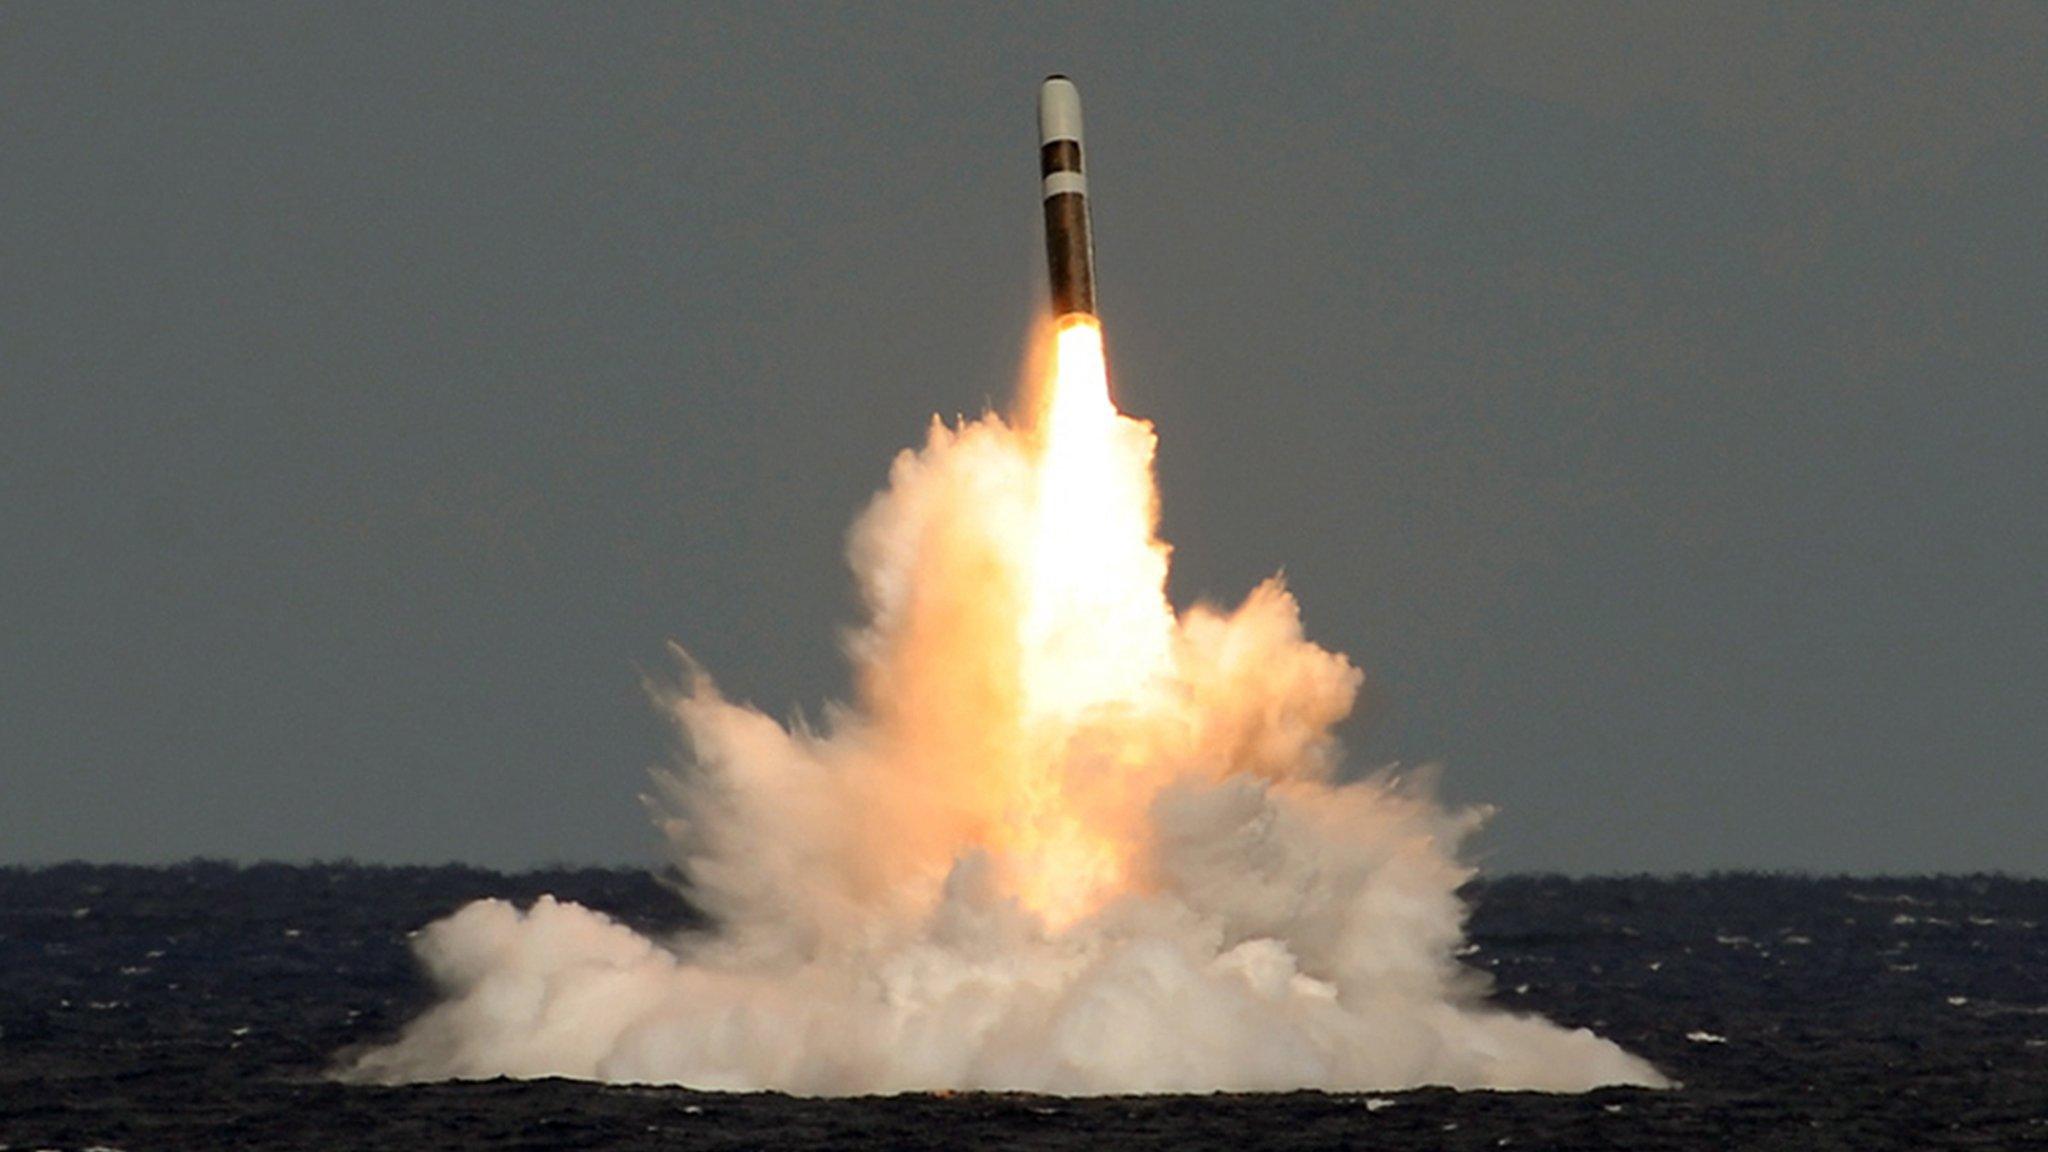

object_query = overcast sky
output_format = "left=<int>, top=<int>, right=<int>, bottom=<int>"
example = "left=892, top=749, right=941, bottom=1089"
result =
left=4, top=4, right=2043, bottom=873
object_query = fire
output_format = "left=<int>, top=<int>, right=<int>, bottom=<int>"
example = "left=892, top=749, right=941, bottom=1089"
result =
left=350, top=312, right=1672, bottom=1097
left=1021, top=318, right=1174, bottom=719
left=995, top=317, right=1177, bottom=925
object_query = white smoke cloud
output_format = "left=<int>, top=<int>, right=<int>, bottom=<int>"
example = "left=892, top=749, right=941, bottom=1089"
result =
left=343, top=386, right=1666, bottom=1094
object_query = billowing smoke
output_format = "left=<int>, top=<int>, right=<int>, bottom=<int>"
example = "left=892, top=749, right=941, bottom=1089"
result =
left=343, top=323, right=1665, bottom=1093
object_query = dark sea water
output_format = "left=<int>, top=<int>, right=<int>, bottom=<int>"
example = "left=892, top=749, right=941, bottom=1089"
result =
left=1, top=865, right=2042, bottom=1150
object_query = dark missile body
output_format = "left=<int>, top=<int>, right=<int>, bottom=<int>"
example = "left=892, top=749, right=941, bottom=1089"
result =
left=1039, top=76, right=1096, bottom=319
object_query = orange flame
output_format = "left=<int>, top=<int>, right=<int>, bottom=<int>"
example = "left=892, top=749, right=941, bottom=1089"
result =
left=992, top=317, right=1178, bottom=926
left=351, top=280, right=1669, bottom=1095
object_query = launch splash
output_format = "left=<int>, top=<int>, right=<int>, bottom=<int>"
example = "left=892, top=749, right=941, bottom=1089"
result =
left=342, top=316, right=1666, bottom=1094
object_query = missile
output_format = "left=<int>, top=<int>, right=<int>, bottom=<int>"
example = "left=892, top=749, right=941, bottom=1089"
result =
left=1038, top=76, right=1096, bottom=320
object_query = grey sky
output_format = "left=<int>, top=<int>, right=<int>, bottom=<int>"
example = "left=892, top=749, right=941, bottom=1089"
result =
left=4, top=4, right=2042, bottom=873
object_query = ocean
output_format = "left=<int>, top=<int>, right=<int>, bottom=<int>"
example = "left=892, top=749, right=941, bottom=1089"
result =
left=3, top=864, right=2041, bottom=1149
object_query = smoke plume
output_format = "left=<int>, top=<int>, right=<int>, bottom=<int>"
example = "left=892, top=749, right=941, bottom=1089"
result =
left=344, top=322, right=1665, bottom=1093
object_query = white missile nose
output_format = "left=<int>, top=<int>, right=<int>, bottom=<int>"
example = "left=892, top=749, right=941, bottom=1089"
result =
left=1039, top=76, right=1084, bottom=145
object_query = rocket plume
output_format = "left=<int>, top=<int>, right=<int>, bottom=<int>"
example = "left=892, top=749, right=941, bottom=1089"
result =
left=342, top=317, right=1666, bottom=1093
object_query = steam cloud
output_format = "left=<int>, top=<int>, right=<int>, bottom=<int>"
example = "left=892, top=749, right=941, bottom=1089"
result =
left=344, top=344, right=1666, bottom=1093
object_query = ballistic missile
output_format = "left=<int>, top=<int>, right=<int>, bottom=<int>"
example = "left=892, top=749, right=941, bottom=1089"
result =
left=1038, top=76, right=1096, bottom=320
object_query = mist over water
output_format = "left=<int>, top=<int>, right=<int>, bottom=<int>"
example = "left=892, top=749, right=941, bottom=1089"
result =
left=345, top=327, right=1665, bottom=1093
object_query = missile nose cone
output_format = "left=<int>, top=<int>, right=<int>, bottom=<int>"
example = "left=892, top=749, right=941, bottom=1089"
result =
left=1039, top=76, right=1084, bottom=145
